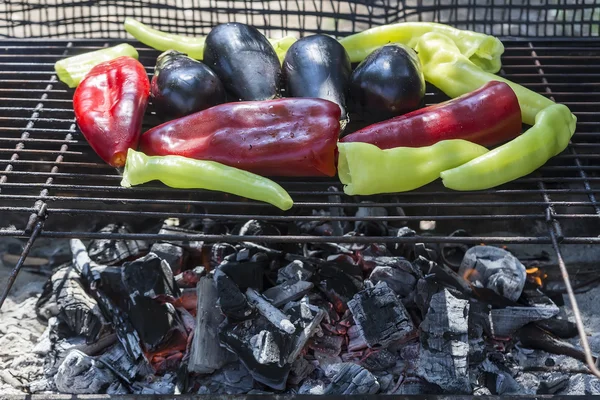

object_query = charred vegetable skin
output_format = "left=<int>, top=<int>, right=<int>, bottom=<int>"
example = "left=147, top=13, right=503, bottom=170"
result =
left=342, top=81, right=521, bottom=149
left=203, top=23, right=282, bottom=101
left=139, top=98, right=341, bottom=177
left=282, top=34, right=351, bottom=121
left=151, top=50, right=225, bottom=120
left=74, top=56, right=149, bottom=168
left=350, top=44, right=425, bottom=122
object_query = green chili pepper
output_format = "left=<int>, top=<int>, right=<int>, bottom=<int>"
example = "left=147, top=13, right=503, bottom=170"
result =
left=55, top=43, right=138, bottom=88
left=121, top=149, right=293, bottom=211
left=441, top=104, right=576, bottom=191
left=124, top=18, right=296, bottom=63
left=337, top=140, right=488, bottom=195
left=339, top=22, right=504, bottom=73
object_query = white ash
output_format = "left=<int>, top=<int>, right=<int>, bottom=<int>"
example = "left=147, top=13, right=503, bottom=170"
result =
left=55, top=350, right=116, bottom=394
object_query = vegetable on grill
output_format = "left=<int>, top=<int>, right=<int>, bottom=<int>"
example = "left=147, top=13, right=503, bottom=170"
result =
left=139, top=98, right=341, bottom=177
left=203, top=22, right=282, bottom=101
left=151, top=50, right=225, bottom=120
left=282, top=34, right=352, bottom=122
left=415, top=32, right=577, bottom=190
left=73, top=56, right=150, bottom=168
left=339, top=22, right=505, bottom=73
left=337, top=140, right=489, bottom=195
left=55, top=43, right=138, bottom=88
left=349, top=44, right=426, bottom=123
left=121, top=149, right=293, bottom=210
left=341, top=81, right=521, bottom=149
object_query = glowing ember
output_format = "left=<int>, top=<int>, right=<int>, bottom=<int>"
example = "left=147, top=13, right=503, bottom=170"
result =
left=526, top=267, right=547, bottom=287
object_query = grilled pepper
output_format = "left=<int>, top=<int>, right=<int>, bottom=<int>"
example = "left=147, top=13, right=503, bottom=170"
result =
left=341, top=81, right=521, bottom=149
left=415, top=32, right=577, bottom=190
left=124, top=18, right=296, bottom=63
left=337, top=140, right=489, bottom=195
left=339, top=22, right=504, bottom=73
left=74, top=56, right=150, bottom=167
left=139, top=98, right=341, bottom=177
left=121, top=149, right=293, bottom=210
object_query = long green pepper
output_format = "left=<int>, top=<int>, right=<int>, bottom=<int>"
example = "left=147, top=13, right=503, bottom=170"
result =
left=121, top=149, right=294, bottom=211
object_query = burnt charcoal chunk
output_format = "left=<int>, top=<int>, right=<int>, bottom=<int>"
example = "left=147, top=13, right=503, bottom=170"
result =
left=284, top=300, right=326, bottom=361
left=262, top=280, right=314, bottom=307
left=122, top=253, right=179, bottom=297
left=55, top=350, right=117, bottom=394
left=150, top=242, right=187, bottom=275
left=308, top=334, right=344, bottom=356
left=158, top=224, right=203, bottom=255
left=368, top=257, right=420, bottom=297
left=323, top=363, right=380, bottom=394
left=289, top=357, right=315, bottom=385
left=317, top=262, right=363, bottom=313
left=277, top=260, right=313, bottom=283
left=535, top=318, right=578, bottom=339
left=235, top=219, right=281, bottom=237
left=489, top=304, right=559, bottom=338
left=347, top=281, right=415, bottom=348
left=360, top=349, right=397, bottom=372
left=215, top=269, right=255, bottom=321
left=211, top=243, right=237, bottom=266
left=99, top=342, right=152, bottom=383
left=196, top=363, right=254, bottom=394
left=459, top=245, right=526, bottom=302
left=175, top=266, right=206, bottom=289
left=417, top=289, right=471, bottom=394
left=126, top=296, right=184, bottom=352
left=218, top=259, right=265, bottom=290
left=354, top=204, right=388, bottom=236
left=87, top=223, right=149, bottom=265
left=86, top=265, right=127, bottom=298
left=391, top=377, right=442, bottom=394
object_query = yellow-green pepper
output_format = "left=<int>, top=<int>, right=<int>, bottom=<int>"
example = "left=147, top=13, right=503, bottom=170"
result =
left=339, top=22, right=504, bottom=73
left=337, top=140, right=488, bottom=195
left=121, top=149, right=293, bottom=210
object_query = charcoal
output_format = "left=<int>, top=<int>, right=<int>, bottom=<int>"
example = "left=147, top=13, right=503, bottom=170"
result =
left=327, top=186, right=346, bottom=236
left=189, top=276, right=235, bottom=373
left=218, top=259, right=265, bottom=290
left=308, top=334, right=344, bottom=356
left=413, top=277, right=441, bottom=317
left=392, top=227, right=417, bottom=258
left=87, top=223, right=148, bottom=265
left=347, top=324, right=368, bottom=351
left=299, top=379, right=327, bottom=394
left=55, top=350, right=116, bottom=394
left=440, top=229, right=471, bottom=270
left=214, top=269, right=255, bottom=321
left=537, top=375, right=570, bottom=394
left=85, top=265, right=127, bottom=297
left=289, top=357, right=315, bottom=385
left=479, top=359, right=522, bottom=395
left=127, top=296, right=185, bottom=352
left=132, top=373, right=176, bottom=394
left=354, top=204, right=388, bottom=236
left=175, top=266, right=205, bottom=289
left=368, top=257, right=420, bottom=297
left=196, top=362, right=254, bottom=394
left=347, top=281, right=415, bottom=348
left=150, top=242, right=187, bottom=275
left=317, top=262, right=363, bottom=313
left=418, top=256, right=472, bottom=296
left=535, top=317, right=578, bottom=339
left=98, top=342, right=152, bottom=383
left=122, top=253, right=179, bottom=298
left=374, top=372, right=394, bottom=392
left=158, top=224, right=203, bottom=256
left=323, top=363, right=380, bottom=394
left=469, top=299, right=491, bottom=339
left=489, top=304, right=559, bottom=338
left=314, top=351, right=343, bottom=368
left=246, top=288, right=295, bottom=334
left=459, top=245, right=526, bottom=302
left=414, top=242, right=440, bottom=263
left=236, top=219, right=281, bottom=237
left=359, top=349, right=397, bottom=372
left=262, top=280, right=314, bottom=307
left=277, top=260, right=313, bottom=284
left=417, top=288, right=471, bottom=394
left=517, top=323, right=591, bottom=363
left=284, top=300, right=326, bottom=361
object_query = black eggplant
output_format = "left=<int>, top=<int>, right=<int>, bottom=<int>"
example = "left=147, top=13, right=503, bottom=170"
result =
left=203, top=23, right=281, bottom=101
left=151, top=50, right=225, bottom=120
left=350, top=44, right=425, bottom=122
left=282, top=34, right=351, bottom=121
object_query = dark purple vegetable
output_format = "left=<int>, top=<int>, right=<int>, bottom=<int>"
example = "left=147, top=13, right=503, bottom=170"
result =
left=282, top=34, right=351, bottom=121
left=350, top=44, right=426, bottom=123
left=151, top=50, right=225, bottom=120
left=203, top=23, right=281, bottom=101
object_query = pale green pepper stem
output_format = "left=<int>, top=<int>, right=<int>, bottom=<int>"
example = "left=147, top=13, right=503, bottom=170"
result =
left=337, top=140, right=488, bottom=195
left=54, top=43, right=138, bottom=88
left=441, top=104, right=577, bottom=191
left=339, top=22, right=504, bottom=73
left=124, top=17, right=297, bottom=63
left=121, top=149, right=293, bottom=211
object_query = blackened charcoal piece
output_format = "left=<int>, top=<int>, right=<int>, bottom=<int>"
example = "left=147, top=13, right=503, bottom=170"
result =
left=537, top=375, right=570, bottom=395
left=174, top=266, right=205, bottom=289
left=86, top=265, right=127, bottom=298
left=327, top=186, right=346, bottom=236
left=368, top=257, right=420, bottom=297
left=440, top=229, right=471, bottom=270
left=196, top=363, right=254, bottom=394
left=214, top=269, right=255, bottom=321
left=417, top=289, right=471, bottom=394
left=392, top=226, right=417, bottom=258
left=219, top=316, right=293, bottom=390
left=88, top=223, right=149, bottom=265
left=158, top=224, right=203, bottom=256
left=246, top=288, right=295, bottom=333
left=354, top=204, right=388, bottom=236
left=189, top=276, right=235, bottom=373
left=317, top=262, right=363, bottom=313
left=236, top=219, right=281, bottom=236
left=284, top=300, right=326, bottom=362
left=150, top=242, right=187, bottom=275
left=199, top=218, right=229, bottom=235
left=262, top=280, right=314, bottom=307
left=360, top=348, right=397, bottom=372
left=414, top=242, right=440, bottom=263
left=277, top=260, right=313, bottom=284
left=55, top=350, right=117, bottom=394
left=536, top=317, right=578, bottom=339
left=127, top=296, right=185, bottom=352
left=391, top=377, right=443, bottom=395
left=122, top=253, right=179, bottom=297
left=348, top=324, right=368, bottom=351
left=131, top=373, right=176, bottom=394
left=479, top=359, right=523, bottom=395
left=218, top=259, right=265, bottom=290
left=517, top=323, right=591, bottom=363
left=459, top=245, right=526, bottom=302
left=348, top=281, right=415, bottom=348
left=413, top=277, right=441, bottom=317
left=489, top=304, right=559, bottom=338
left=417, top=256, right=472, bottom=296
left=289, top=357, right=315, bottom=385
left=308, top=334, right=344, bottom=356
left=323, top=363, right=380, bottom=394
left=99, top=342, right=153, bottom=383
left=211, top=243, right=236, bottom=266
left=469, top=299, right=492, bottom=339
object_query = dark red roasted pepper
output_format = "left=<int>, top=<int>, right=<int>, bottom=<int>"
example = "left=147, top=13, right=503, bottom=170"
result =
left=340, top=81, right=521, bottom=149
left=73, top=56, right=150, bottom=167
left=139, top=98, right=341, bottom=176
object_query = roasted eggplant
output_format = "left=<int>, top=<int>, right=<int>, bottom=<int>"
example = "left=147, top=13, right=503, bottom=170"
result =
left=151, top=50, right=225, bottom=120
left=350, top=44, right=425, bottom=122
left=282, top=34, right=351, bottom=121
left=203, top=23, right=282, bottom=101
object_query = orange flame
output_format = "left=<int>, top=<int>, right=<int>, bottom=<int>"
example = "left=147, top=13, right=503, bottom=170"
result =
left=526, top=267, right=547, bottom=287
left=463, top=268, right=480, bottom=282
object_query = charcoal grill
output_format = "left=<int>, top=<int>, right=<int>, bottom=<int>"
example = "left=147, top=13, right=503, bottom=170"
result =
left=1, top=0, right=600, bottom=392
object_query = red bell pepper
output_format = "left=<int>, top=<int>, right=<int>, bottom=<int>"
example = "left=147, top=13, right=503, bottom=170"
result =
left=340, top=81, right=521, bottom=149
left=139, top=98, right=341, bottom=177
left=74, top=56, right=150, bottom=167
